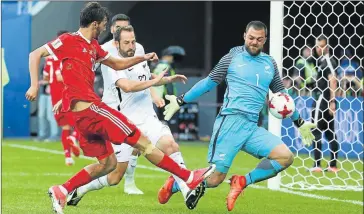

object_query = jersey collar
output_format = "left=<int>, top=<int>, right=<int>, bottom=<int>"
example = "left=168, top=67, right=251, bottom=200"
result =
left=77, top=31, right=91, bottom=44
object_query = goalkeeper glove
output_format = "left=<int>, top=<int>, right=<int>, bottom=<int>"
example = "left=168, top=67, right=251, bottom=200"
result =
left=163, top=94, right=185, bottom=121
left=294, top=117, right=317, bottom=147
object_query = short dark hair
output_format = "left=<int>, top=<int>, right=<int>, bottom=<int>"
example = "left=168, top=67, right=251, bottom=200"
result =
left=111, top=14, right=130, bottom=26
left=245, top=21, right=268, bottom=36
left=113, top=25, right=135, bottom=41
left=57, top=30, right=68, bottom=37
left=79, top=2, right=109, bottom=28
left=317, top=35, right=328, bottom=44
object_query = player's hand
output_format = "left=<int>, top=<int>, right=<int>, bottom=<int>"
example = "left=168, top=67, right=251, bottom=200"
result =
left=152, top=68, right=168, bottom=85
left=153, top=97, right=165, bottom=108
left=166, top=75, right=187, bottom=84
left=163, top=95, right=182, bottom=121
left=52, top=99, right=63, bottom=114
left=144, top=52, right=159, bottom=62
left=25, top=86, right=39, bottom=102
left=298, top=122, right=316, bottom=147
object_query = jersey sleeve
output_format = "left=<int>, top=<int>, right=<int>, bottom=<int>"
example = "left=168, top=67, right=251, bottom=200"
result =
left=44, top=34, right=69, bottom=61
left=208, top=53, right=231, bottom=84
left=183, top=53, right=232, bottom=103
left=268, top=56, right=285, bottom=93
left=95, top=42, right=111, bottom=62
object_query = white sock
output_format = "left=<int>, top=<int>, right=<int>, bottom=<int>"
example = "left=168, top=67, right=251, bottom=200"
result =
left=125, top=155, right=138, bottom=185
left=169, top=152, right=190, bottom=199
left=78, top=175, right=109, bottom=196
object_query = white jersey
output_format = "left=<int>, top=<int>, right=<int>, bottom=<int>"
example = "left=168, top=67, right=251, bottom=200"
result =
left=101, top=40, right=156, bottom=125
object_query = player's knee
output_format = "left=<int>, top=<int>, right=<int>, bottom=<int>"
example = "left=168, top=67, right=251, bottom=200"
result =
left=164, top=139, right=179, bottom=155
left=136, top=137, right=156, bottom=156
left=270, top=144, right=294, bottom=168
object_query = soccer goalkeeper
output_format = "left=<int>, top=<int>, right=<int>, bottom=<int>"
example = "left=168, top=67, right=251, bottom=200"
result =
left=159, top=21, right=316, bottom=211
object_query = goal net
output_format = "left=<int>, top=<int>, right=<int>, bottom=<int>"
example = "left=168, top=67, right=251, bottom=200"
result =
left=269, top=1, right=363, bottom=191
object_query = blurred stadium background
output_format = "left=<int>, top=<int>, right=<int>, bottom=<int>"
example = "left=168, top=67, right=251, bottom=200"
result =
left=1, top=1, right=363, bottom=214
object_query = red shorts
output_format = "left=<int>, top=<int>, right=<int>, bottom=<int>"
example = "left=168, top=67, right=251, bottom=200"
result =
left=54, top=112, right=73, bottom=127
left=72, top=102, right=141, bottom=160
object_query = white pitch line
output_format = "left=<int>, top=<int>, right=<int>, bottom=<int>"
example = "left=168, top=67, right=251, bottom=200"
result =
left=3, top=143, right=363, bottom=206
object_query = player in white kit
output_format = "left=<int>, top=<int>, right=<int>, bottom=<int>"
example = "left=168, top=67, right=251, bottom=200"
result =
left=67, top=22, right=207, bottom=209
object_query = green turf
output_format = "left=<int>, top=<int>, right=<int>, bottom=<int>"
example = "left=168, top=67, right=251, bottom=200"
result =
left=2, top=140, right=363, bottom=214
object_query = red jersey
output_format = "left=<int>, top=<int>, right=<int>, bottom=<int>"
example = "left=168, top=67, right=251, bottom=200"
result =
left=43, top=56, right=64, bottom=106
left=44, top=31, right=110, bottom=111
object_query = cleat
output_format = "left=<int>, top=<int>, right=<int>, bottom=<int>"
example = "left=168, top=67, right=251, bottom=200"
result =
left=158, top=176, right=176, bottom=204
left=186, top=164, right=216, bottom=190
left=308, top=167, right=323, bottom=172
left=226, top=175, right=246, bottom=211
left=124, top=182, right=144, bottom=195
left=48, top=185, right=66, bottom=214
left=67, top=189, right=83, bottom=206
left=325, top=167, right=340, bottom=173
left=185, top=183, right=206, bottom=210
left=67, top=136, right=80, bottom=157
left=65, top=157, right=74, bottom=166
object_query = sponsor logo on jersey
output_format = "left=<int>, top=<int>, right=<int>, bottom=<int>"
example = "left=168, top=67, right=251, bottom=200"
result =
left=51, top=38, right=62, bottom=49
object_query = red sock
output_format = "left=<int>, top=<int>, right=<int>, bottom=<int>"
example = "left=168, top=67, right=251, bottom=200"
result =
left=156, top=154, right=191, bottom=182
left=62, top=169, right=92, bottom=193
left=61, top=129, right=71, bottom=158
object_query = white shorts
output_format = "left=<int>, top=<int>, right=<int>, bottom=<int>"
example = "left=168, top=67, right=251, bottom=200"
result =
left=112, top=114, right=172, bottom=162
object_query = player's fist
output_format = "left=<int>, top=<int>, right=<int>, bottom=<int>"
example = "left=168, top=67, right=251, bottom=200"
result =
left=163, top=95, right=181, bottom=121
left=144, top=52, right=159, bottom=62
left=298, top=122, right=316, bottom=147
left=25, top=86, right=38, bottom=101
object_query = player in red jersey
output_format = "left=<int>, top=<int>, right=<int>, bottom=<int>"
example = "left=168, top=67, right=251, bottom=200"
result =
left=43, top=30, right=81, bottom=166
left=25, top=2, right=215, bottom=213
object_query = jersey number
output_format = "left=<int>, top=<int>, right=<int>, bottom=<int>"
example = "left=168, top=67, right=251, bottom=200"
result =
left=255, top=73, right=259, bottom=86
left=138, top=74, right=147, bottom=81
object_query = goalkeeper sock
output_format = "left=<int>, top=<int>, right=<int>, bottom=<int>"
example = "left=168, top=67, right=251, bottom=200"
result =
left=245, top=159, right=284, bottom=186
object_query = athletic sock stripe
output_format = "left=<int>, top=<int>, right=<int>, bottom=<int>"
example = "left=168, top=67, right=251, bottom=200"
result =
left=99, top=108, right=132, bottom=134
left=90, top=104, right=131, bottom=135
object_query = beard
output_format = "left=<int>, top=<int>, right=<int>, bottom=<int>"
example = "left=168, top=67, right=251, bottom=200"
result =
left=245, top=45, right=262, bottom=56
left=119, top=49, right=135, bottom=58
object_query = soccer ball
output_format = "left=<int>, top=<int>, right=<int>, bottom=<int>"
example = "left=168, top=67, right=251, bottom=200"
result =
left=268, top=92, right=295, bottom=119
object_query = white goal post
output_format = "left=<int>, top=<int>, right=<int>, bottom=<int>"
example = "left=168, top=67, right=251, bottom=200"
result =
left=268, top=1, right=363, bottom=191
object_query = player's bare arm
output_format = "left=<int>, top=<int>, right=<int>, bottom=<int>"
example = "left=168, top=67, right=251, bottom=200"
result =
left=115, top=69, right=168, bottom=93
left=25, top=46, right=50, bottom=101
left=150, top=73, right=187, bottom=86
left=102, top=53, right=158, bottom=71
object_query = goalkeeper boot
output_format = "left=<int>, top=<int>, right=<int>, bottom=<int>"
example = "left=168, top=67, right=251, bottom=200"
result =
left=48, top=185, right=67, bottom=214
left=226, top=175, right=247, bottom=211
left=158, top=175, right=176, bottom=204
